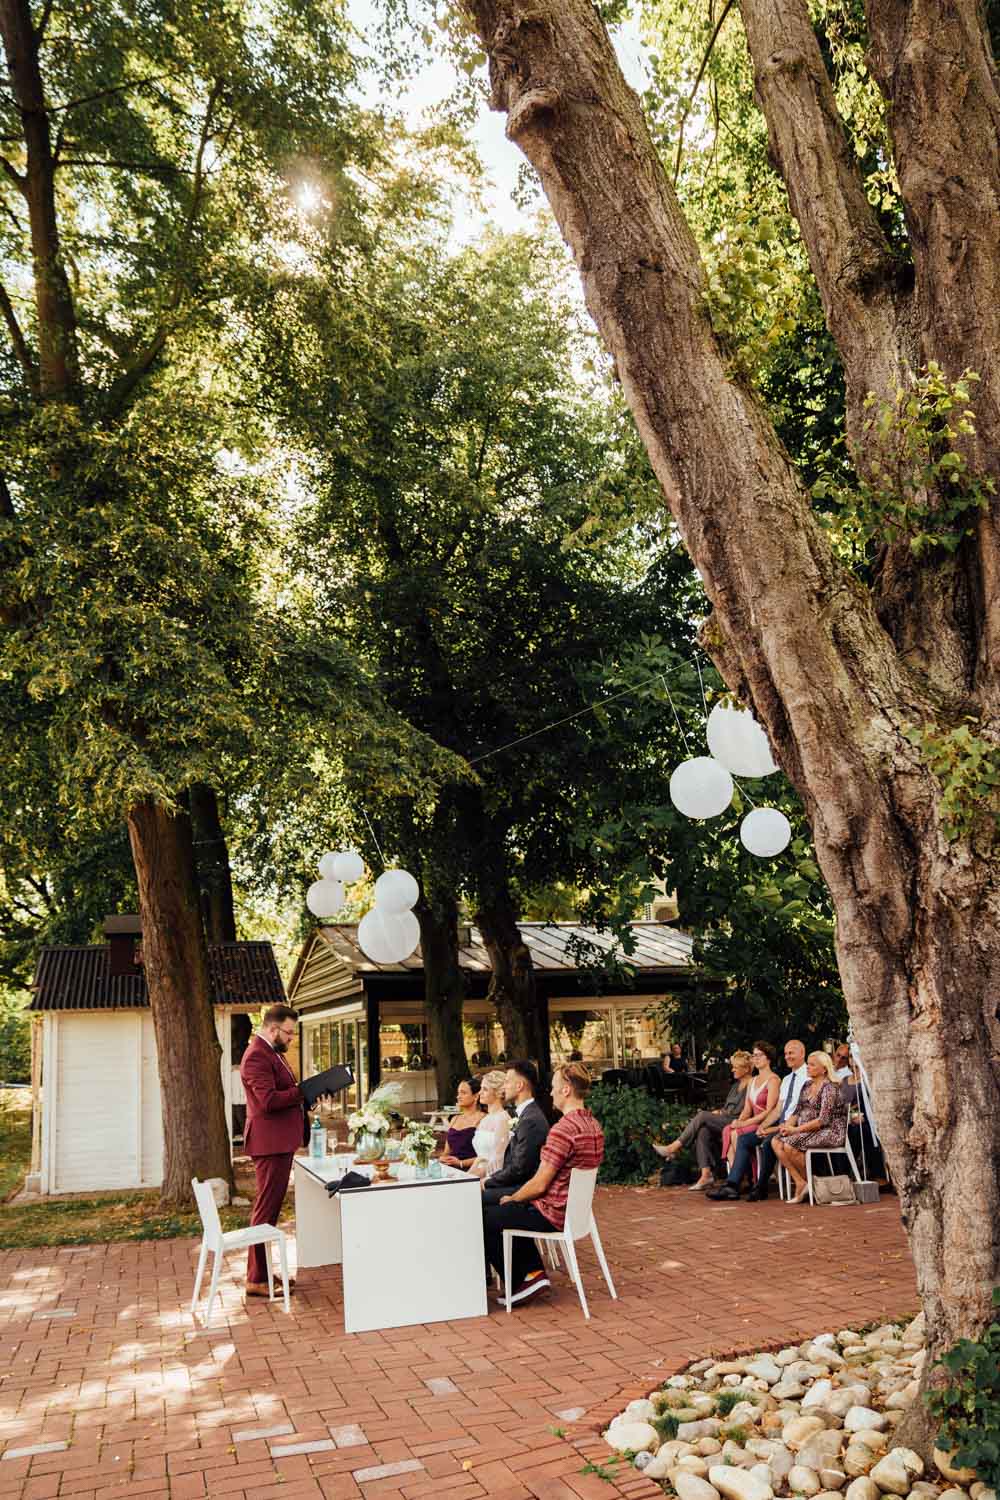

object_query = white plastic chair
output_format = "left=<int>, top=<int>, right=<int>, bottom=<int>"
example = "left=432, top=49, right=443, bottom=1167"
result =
left=190, top=1177, right=290, bottom=1321
left=777, top=1137, right=863, bottom=1203
left=502, top=1167, right=616, bottom=1319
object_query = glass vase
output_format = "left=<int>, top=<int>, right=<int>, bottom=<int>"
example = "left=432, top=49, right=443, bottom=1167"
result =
left=354, top=1128, right=387, bottom=1163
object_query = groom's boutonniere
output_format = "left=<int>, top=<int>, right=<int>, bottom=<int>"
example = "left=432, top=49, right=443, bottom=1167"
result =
left=508, top=1112, right=519, bottom=1136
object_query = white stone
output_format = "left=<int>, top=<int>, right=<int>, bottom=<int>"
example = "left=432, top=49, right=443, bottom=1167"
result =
left=729, top=1402, right=763, bottom=1427
left=680, top=1419, right=724, bottom=1441
left=625, top=1399, right=658, bottom=1422
left=711, top=1361, right=750, bottom=1377
left=674, top=1471, right=724, bottom=1500
left=746, top=1358, right=783, bottom=1385
left=938, top=1489, right=969, bottom=1500
left=803, top=1380, right=835, bottom=1411
left=820, top=1470, right=848, bottom=1491
left=678, top=1457, right=712, bottom=1478
left=644, top=1456, right=673, bottom=1481
left=773, top=1379, right=807, bottom=1401
left=605, top=1421, right=659, bottom=1454
left=869, top=1450, right=924, bottom=1495
left=845, top=1409, right=889, bottom=1434
left=845, top=1481, right=881, bottom=1500
left=790, top=1465, right=822, bottom=1495
left=750, top=1464, right=774, bottom=1488
left=671, top=1375, right=697, bottom=1387
left=813, top=1334, right=839, bottom=1347
left=770, top=1447, right=795, bottom=1483
left=698, top=1438, right=724, bottom=1457
left=206, top=1176, right=230, bottom=1206
left=808, top=1344, right=848, bottom=1369
left=776, top=1348, right=803, bottom=1366
left=971, top=1488, right=996, bottom=1500
left=885, top=1388, right=915, bottom=1411
left=844, top=1448, right=877, bottom=1478
left=709, top=1465, right=774, bottom=1500
left=853, top=1431, right=890, bottom=1455
left=785, top=1417, right=829, bottom=1449
left=933, top=1452, right=977, bottom=1486
left=659, top=1441, right=697, bottom=1463
left=827, top=1390, right=871, bottom=1418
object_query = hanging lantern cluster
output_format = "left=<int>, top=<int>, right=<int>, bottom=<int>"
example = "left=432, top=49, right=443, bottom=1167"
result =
left=669, top=703, right=791, bottom=857
left=305, top=848, right=365, bottom=919
left=357, top=868, right=420, bottom=965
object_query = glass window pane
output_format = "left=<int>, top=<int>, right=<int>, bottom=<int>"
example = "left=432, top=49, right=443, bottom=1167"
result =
left=550, top=1011, right=613, bottom=1073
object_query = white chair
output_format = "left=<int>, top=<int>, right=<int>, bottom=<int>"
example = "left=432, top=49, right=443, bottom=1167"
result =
left=502, top=1167, right=616, bottom=1319
left=190, top=1177, right=290, bottom=1321
left=777, top=1138, right=863, bottom=1204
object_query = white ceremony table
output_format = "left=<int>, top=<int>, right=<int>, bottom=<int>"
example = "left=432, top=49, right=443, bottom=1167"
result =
left=293, top=1153, right=489, bottom=1333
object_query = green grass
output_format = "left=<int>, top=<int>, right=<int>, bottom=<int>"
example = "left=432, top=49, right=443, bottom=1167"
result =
left=0, top=1090, right=281, bottom=1250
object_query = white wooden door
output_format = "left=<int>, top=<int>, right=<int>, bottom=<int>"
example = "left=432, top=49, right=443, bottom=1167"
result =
left=52, top=1013, right=141, bottom=1192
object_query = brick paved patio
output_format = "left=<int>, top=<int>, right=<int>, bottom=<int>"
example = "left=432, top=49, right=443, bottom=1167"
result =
left=0, top=1185, right=917, bottom=1500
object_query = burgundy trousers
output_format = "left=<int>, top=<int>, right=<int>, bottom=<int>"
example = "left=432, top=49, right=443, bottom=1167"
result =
left=247, top=1152, right=294, bottom=1283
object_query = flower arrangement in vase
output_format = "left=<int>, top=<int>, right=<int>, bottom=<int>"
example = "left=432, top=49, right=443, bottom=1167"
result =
left=347, top=1082, right=402, bottom=1162
left=401, top=1120, right=438, bottom=1173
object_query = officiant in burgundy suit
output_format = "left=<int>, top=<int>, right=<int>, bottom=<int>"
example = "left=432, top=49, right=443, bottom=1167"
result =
left=240, top=1004, right=307, bottom=1298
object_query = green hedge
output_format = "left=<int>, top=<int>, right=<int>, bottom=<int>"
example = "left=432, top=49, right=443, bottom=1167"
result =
left=0, top=993, right=31, bottom=1084
left=589, top=1082, right=693, bottom=1184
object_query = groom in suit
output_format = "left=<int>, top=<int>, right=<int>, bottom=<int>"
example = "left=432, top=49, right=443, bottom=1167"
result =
left=240, top=1004, right=307, bottom=1298
left=481, top=1060, right=549, bottom=1204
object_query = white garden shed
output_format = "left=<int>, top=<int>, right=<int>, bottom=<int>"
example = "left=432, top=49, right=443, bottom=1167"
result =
left=27, top=918, right=287, bottom=1195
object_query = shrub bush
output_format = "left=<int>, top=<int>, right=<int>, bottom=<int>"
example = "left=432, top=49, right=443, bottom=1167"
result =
left=0, top=993, right=30, bottom=1084
left=925, top=1287, right=1000, bottom=1488
left=588, top=1082, right=692, bottom=1184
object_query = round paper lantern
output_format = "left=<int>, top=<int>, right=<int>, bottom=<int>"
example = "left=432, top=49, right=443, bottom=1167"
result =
left=373, top=867, right=419, bottom=913
left=706, top=702, right=778, bottom=778
left=332, top=848, right=365, bottom=883
left=669, top=756, right=734, bottom=819
left=357, top=907, right=420, bottom=964
left=317, top=851, right=339, bottom=880
left=740, top=807, right=792, bottom=857
left=306, top=877, right=345, bottom=918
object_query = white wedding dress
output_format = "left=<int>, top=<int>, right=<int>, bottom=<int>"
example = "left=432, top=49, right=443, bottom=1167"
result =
left=471, top=1111, right=511, bottom=1176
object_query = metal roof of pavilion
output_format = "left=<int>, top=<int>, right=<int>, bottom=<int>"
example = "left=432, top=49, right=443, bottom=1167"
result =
left=294, top=920, right=695, bottom=985
left=29, top=941, right=286, bottom=1012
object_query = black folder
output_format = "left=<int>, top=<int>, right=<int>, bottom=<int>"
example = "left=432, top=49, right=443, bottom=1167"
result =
left=301, top=1064, right=354, bottom=1107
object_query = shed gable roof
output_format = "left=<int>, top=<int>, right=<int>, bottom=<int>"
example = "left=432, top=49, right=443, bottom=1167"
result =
left=29, top=941, right=286, bottom=1012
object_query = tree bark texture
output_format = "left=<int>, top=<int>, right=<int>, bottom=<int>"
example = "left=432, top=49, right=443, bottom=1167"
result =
left=415, top=893, right=470, bottom=1104
left=461, top=0, right=1000, bottom=1410
left=127, top=798, right=234, bottom=1205
left=188, top=783, right=237, bottom=945
left=475, top=890, right=550, bottom=1080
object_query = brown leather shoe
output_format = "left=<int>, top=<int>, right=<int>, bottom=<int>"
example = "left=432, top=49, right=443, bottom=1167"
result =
left=246, top=1280, right=296, bottom=1298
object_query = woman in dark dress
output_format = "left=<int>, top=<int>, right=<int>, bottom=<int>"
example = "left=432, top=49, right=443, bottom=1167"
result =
left=439, top=1077, right=484, bottom=1170
left=773, top=1051, right=848, bottom=1203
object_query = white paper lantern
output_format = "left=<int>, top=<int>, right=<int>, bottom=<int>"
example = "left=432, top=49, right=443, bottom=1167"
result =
left=357, top=907, right=420, bottom=964
left=706, top=702, right=778, bottom=778
left=306, top=877, right=345, bottom=918
left=373, top=867, right=419, bottom=913
left=332, top=848, right=365, bottom=884
left=317, top=851, right=339, bottom=880
left=740, top=807, right=792, bottom=857
left=669, top=756, right=734, bottom=819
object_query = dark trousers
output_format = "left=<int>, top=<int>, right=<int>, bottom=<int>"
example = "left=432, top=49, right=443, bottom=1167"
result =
left=678, top=1110, right=728, bottom=1172
left=247, top=1151, right=294, bottom=1283
left=726, top=1129, right=776, bottom=1188
left=482, top=1199, right=550, bottom=1286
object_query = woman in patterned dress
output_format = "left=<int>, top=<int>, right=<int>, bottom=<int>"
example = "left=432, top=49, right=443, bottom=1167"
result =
left=773, top=1051, right=848, bottom=1204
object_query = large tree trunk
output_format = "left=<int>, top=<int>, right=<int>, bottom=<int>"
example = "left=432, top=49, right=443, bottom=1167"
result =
left=461, top=0, right=1000, bottom=1437
left=475, top=891, right=550, bottom=1081
left=127, top=797, right=234, bottom=1206
left=415, top=893, right=469, bottom=1104
left=188, top=783, right=237, bottom=944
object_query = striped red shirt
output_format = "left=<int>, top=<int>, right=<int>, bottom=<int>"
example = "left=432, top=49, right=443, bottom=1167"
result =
left=535, top=1109, right=604, bottom=1230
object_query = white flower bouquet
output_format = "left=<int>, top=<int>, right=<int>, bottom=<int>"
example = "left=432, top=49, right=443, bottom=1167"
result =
left=400, top=1119, right=438, bottom=1168
left=347, top=1081, right=403, bottom=1145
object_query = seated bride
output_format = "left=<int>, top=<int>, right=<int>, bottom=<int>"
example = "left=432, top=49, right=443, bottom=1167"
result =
left=470, top=1070, right=511, bottom=1178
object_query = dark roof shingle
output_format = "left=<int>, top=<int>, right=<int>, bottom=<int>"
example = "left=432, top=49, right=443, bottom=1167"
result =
left=29, top=941, right=285, bottom=1012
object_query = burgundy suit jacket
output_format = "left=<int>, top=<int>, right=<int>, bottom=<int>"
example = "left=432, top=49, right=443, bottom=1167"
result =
left=240, top=1035, right=306, bottom=1156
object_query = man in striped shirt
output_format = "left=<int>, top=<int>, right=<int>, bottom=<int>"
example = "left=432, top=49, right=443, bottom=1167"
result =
left=482, top=1061, right=604, bottom=1304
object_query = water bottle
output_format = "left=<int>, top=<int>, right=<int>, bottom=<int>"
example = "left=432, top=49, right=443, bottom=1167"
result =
left=310, top=1117, right=325, bottom=1158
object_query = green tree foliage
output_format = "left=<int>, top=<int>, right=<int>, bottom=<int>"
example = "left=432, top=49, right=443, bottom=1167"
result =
left=0, top=992, right=31, bottom=1082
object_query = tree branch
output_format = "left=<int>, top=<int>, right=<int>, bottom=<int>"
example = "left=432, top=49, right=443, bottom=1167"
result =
left=0, top=274, right=38, bottom=391
left=0, top=151, right=25, bottom=191
left=672, top=0, right=735, bottom=185
left=0, top=0, right=79, bottom=397
left=737, top=0, right=910, bottom=414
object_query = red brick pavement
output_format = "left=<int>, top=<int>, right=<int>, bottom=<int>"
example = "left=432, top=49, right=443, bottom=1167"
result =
left=0, top=1186, right=917, bottom=1500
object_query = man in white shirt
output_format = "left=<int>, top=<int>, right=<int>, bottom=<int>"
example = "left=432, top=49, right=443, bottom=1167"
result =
left=707, top=1039, right=808, bottom=1202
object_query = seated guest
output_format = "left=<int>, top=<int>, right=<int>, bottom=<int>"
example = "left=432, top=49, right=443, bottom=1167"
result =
left=666, top=1042, right=688, bottom=1072
left=439, top=1077, right=484, bottom=1171
left=481, top=1060, right=549, bottom=1204
left=720, top=1041, right=779, bottom=1170
left=654, top=1049, right=753, bottom=1189
left=707, top=1038, right=809, bottom=1201
left=772, top=1051, right=849, bottom=1203
left=471, top=1069, right=511, bottom=1178
left=567, top=1049, right=584, bottom=1062
left=482, top=1062, right=604, bottom=1304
